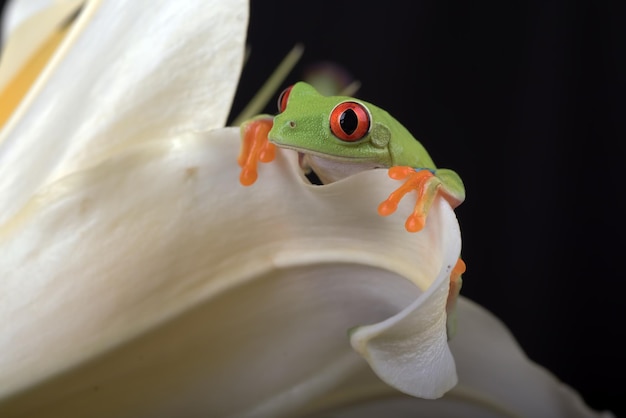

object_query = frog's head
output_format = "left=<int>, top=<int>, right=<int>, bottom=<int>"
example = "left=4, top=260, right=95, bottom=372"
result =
left=268, top=82, right=395, bottom=166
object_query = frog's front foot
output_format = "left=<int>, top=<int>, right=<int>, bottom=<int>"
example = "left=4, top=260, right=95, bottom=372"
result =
left=377, top=166, right=464, bottom=232
left=238, top=116, right=276, bottom=186
left=377, top=166, right=442, bottom=232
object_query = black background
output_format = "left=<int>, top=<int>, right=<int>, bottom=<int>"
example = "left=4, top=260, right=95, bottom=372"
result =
left=231, top=1, right=625, bottom=416
left=2, top=0, right=624, bottom=416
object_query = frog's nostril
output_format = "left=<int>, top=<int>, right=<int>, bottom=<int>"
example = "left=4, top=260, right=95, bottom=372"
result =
left=289, top=121, right=296, bottom=128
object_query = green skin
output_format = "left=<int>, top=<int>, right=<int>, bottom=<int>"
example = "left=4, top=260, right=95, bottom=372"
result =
left=267, top=82, right=465, bottom=206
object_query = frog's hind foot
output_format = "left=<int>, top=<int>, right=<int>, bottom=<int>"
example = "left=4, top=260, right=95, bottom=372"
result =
left=446, top=257, right=466, bottom=339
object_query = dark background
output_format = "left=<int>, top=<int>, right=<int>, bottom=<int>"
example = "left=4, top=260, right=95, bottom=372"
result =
left=231, top=1, right=625, bottom=416
left=1, top=0, right=623, bottom=416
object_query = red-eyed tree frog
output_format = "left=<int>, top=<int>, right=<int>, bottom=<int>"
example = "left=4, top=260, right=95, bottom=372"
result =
left=237, top=82, right=467, bottom=319
left=238, top=81, right=465, bottom=230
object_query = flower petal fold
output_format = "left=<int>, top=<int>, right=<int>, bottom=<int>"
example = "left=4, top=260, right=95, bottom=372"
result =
left=0, top=128, right=461, bottom=416
left=295, top=298, right=614, bottom=418
left=349, top=196, right=461, bottom=399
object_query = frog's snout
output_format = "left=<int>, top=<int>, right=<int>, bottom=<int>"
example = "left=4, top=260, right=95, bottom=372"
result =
left=276, top=114, right=296, bottom=129
left=273, top=112, right=296, bottom=131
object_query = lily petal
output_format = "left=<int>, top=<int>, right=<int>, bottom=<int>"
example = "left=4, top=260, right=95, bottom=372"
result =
left=349, top=192, right=461, bottom=399
left=0, top=0, right=248, bottom=225
left=0, top=0, right=83, bottom=87
left=294, top=298, right=613, bottom=417
left=0, top=128, right=461, bottom=416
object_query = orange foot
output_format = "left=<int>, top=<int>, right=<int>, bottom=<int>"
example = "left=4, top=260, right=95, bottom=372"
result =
left=377, top=166, right=441, bottom=232
left=447, top=258, right=465, bottom=313
left=238, top=116, right=276, bottom=186
left=446, top=257, right=466, bottom=339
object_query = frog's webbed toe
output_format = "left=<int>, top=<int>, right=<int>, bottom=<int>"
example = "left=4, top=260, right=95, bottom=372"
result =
left=377, top=166, right=441, bottom=232
left=238, top=116, right=276, bottom=186
left=378, top=166, right=465, bottom=232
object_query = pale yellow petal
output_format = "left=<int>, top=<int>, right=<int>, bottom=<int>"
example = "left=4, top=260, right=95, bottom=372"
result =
left=0, top=0, right=84, bottom=92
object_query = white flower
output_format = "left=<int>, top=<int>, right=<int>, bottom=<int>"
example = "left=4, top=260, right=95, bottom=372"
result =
left=0, top=0, right=612, bottom=417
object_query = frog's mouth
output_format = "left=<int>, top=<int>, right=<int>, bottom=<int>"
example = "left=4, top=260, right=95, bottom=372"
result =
left=298, top=152, right=324, bottom=186
left=297, top=152, right=385, bottom=186
left=298, top=152, right=323, bottom=185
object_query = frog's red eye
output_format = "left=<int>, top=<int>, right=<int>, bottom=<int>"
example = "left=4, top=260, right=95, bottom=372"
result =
left=277, top=85, right=293, bottom=113
left=329, top=101, right=370, bottom=142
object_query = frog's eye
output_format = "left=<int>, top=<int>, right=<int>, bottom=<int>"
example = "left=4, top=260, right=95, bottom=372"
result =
left=277, top=85, right=294, bottom=113
left=329, top=101, right=371, bottom=142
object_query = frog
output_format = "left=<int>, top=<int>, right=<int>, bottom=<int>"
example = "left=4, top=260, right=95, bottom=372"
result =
left=237, top=81, right=466, bottom=335
left=238, top=81, right=465, bottom=230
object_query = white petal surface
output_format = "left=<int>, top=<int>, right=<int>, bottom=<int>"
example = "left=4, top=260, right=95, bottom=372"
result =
left=0, top=0, right=248, bottom=225
left=350, top=192, right=461, bottom=399
left=0, top=128, right=461, bottom=416
left=290, top=298, right=613, bottom=418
